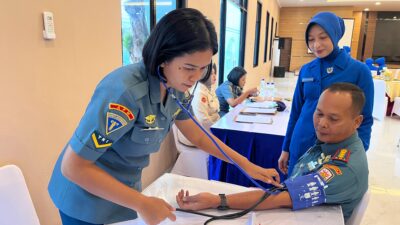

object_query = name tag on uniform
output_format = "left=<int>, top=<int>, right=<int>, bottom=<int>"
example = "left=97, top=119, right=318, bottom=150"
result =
left=302, top=77, right=314, bottom=82
left=141, top=127, right=164, bottom=131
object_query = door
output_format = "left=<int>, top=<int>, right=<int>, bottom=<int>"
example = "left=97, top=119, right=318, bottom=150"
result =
left=279, top=37, right=292, bottom=72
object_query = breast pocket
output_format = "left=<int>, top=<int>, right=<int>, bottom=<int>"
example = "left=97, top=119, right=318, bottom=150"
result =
left=130, top=126, right=165, bottom=145
left=303, top=81, right=321, bottom=100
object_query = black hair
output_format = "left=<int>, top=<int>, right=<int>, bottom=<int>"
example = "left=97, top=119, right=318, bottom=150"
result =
left=325, top=82, right=366, bottom=115
left=227, top=67, right=247, bottom=86
left=198, top=62, right=217, bottom=84
left=142, top=8, right=218, bottom=77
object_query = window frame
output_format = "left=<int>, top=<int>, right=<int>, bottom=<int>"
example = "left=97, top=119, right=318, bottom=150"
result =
left=218, top=0, right=248, bottom=84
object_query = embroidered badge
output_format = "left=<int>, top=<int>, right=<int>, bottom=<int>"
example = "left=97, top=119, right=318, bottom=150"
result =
left=109, top=103, right=135, bottom=120
left=201, top=96, right=207, bottom=103
left=323, top=164, right=343, bottom=175
left=332, top=148, right=351, bottom=163
left=172, top=108, right=182, bottom=118
left=106, top=112, right=127, bottom=135
left=91, top=131, right=113, bottom=149
left=318, top=167, right=334, bottom=182
left=327, top=67, right=334, bottom=74
left=145, top=114, right=156, bottom=125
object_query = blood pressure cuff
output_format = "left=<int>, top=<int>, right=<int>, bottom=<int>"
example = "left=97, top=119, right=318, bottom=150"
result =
left=284, top=173, right=327, bottom=210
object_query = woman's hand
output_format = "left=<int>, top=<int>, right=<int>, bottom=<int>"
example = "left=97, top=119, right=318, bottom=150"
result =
left=246, top=87, right=259, bottom=97
left=244, top=164, right=282, bottom=187
left=176, top=189, right=219, bottom=211
left=137, top=196, right=176, bottom=225
left=278, top=151, right=289, bottom=175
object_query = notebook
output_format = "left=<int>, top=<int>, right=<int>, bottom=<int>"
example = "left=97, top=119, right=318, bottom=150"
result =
left=240, top=107, right=277, bottom=115
left=235, top=114, right=273, bottom=124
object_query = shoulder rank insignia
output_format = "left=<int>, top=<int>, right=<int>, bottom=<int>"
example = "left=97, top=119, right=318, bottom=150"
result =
left=106, top=112, right=127, bottom=135
left=323, top=164, right=342, bottom=175
left=332, top=148, right=351, bottom=163
left=145, top=114, right=156, bottom=125
left=91, top=131, right=113, bottom=149
left=109, top=103, right=135, bottom=120
left=318, top=167, right=334, bottom=182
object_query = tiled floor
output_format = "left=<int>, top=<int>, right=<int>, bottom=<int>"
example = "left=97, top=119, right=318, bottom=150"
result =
left=362, top=115, right=400, bottom=225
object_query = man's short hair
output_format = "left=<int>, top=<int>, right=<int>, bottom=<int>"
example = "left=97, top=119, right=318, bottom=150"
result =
left=325, top=82, right=366, bottom=115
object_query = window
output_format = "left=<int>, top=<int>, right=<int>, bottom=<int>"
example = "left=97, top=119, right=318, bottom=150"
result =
left=253, top=1, right=262, bottom=67
left=263, top=11, right=270, bottom=62
left=269, top=17, right=274, bottom=61
left=372, top=12, right=400, bottom=64
left=121, top=0, right=185, bottom=65
left=219, top=0, right=248, bottom=84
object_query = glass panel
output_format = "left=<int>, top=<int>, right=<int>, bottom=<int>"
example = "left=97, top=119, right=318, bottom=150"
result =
left=253, top=2, right=262, bottom=67
left=121, top=0, right=151, bottom=65
left=156, top=0, right=176, bottom=22
left=264, top=11, right=270, bottom=62
left=223, top=0, right=242, bottom=81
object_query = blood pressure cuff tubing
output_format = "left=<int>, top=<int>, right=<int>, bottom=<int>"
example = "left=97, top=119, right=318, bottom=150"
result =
left=284, top=173, right=327, bottom=210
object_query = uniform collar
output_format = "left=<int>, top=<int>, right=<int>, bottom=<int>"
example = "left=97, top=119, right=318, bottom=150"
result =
left=148, top=71, right=161, bottom=104
left=318, top=131, right=359, bottom=155
left=308, top=49, right=349, bottom=78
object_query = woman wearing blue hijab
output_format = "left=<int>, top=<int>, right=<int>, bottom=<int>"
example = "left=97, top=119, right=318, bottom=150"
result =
left=278, top=12, right=374, bottom=175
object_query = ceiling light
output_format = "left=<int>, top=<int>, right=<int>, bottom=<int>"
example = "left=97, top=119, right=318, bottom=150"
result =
left=364, top=8, right=370, bottom=11
left=375, top=2, right=381, bottom=5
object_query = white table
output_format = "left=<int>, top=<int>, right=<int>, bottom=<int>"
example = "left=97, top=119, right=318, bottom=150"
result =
left=110, top=173, right=344, bottom=225
left=211, top=102, right=291, bottom=136
left=372, top=79, right=387, bottom=121
left=208, top=102, right=291, bottom=187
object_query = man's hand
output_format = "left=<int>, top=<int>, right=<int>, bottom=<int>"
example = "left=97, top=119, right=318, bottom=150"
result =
left=137, top=196, right=176, bottom=225
left=176, top=190, right=219, bottom=211
left=278, top=151, right=289, bottom=174
left=244, top=164, right=282, bottom=187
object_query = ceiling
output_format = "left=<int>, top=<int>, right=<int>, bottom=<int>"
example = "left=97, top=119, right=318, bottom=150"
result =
left=277, top=0, right=400, bottom=11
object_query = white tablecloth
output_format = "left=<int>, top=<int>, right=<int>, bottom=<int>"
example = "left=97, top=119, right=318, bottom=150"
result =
left=211, top=102, right=291, bottom=136
left=372, top=79, right=387, bottom=121
left=110, top=173, right=344, bottom=225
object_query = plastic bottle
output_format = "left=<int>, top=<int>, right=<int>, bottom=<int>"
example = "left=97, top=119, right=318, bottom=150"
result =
left=266, top=82, right=275, bottom=100
left=259, top=78, right=267, bottom=98
left=270, top=82, right=276, bottom=99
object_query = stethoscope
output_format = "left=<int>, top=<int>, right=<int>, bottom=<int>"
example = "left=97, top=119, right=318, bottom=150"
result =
left=157, top=66, right=287, bottom=224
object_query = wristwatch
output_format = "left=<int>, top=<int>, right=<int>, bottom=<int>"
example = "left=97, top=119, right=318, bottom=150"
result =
left=217, top=194, right=230, bottom=210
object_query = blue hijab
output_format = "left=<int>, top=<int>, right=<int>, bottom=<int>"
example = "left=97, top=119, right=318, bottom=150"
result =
left=305, top=12, right=345, bottom=75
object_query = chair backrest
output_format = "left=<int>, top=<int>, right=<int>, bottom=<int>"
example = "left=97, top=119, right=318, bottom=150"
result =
left=0, top=165, right=40, bottom=225
left=345, top=189, right=370, bottom=225
left=172, top=123, right=197, bottom=151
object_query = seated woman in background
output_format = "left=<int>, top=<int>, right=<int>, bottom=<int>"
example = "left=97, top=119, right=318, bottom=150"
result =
left=177, top=63, right=220, bottom=146
left=216, top=67, right=258, bottom=117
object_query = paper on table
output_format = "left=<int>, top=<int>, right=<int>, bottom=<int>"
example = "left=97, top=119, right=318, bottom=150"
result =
left=241, top=107, right=277, bottom=115
left=235, top=114, right=273, bottom=124
left=245, top=101, right=277, bottom=109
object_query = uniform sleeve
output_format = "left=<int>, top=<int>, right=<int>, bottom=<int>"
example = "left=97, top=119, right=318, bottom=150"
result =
left=356, top=64, right=374, bottom=150
left=282, top=67, right=306, bottom=152
left=69, top=83, right=138, bottom=162
left=220, top=83, right=234, bottom=101
left=192, top=86, right=214, bottom=129
left=316, top=163, right=359, bottom=205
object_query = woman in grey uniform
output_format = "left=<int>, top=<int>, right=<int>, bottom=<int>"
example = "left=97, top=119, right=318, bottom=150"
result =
left=48, top=8, right=280, bottom=225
